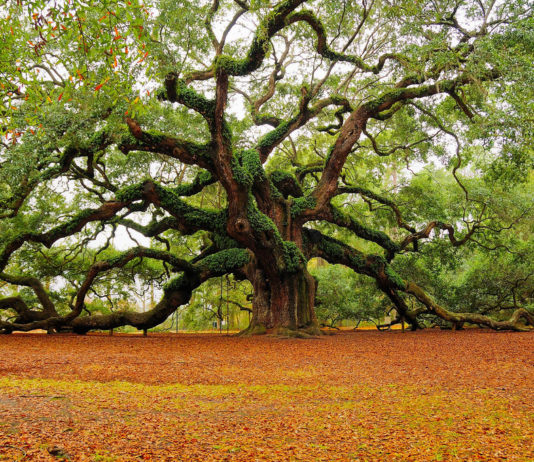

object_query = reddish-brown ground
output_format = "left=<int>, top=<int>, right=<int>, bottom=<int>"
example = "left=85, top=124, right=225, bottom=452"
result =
left=0, top=329, right=532, bottom=461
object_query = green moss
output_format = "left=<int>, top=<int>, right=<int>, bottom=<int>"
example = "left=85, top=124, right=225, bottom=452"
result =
left=363, top=255, right=406, bottom=289
left=154, top=183, right=226, bottom=232
left=349, top=253, right=366, bottom=270
left=368, top=254, right=387, bottom=270
left=116, top=182, right=147, bottom=202
left=349, top=216, right=400, bottom=254
left=215, top=55, right=250, bottom=76
left=282, top=241, right=306, bottom=273
left=331, top=206, right=400, bottom=255
left=231, top=156, right=253, bottom=187
left=231, top=149, right=264, bottom=186
left=85, top=129, right=109, bottom=151
left=317, top=236, right=344, bottom=260
left=164, top=274, right=189, bottom=293
left=213, top=0, right=295, bottom=76
left=196, top=170, right=213, bottom=183
left=241, top=149, right=265, bottom=182
left=116, top=130, right=138, bottom=150
left=268, top=180, right=284, bottom=200
left=212, top=233, right=238, bottom=250
left=188, top=142, right=213, bottom=160
left=257, top=121, right=290, bottom=150
left=270, top=170, right=294, bottom=184
left=365, top=90, right=403, bottom=112
left=290, top=196, right=316, bottom=218
left=269, top=170, right=303, bottom=198
left=172, top=171, right=214, bottom=196
left=384, top=266, right=406, bottom=290
left=174, top=79, right=216, bottom=118
left=246, top=198, right=279, bottom=235
left=58, top=208, right=96, bottom=236
left=198, top=248, right=250, bottom=275
left=105, top=254, right=127, bottom=268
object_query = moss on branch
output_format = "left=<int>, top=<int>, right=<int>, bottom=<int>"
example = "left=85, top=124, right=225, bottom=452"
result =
left=213, top=0, right=307, bottom=76
left=330, top=206, right=400, bottom=256
left=164, top=249, right=250, bottom=294
left=282, top=241, right=306, bottom=273
left=116, top=182, right=147, bottom=203
left=173, top=79, right=216, bottom=118
left=241, top=149, right=266, bottom=182
left=257, top=121, right=291, bottom=151
left=290, top=196, right=316, bottom=218
left=153, top=183, right=224, bottom=232
left=197, top=248, right=250, bottom=275
left=269, top=171, right=303, bottom=199
left=171, top=171, right=215, bottom=196
left=304, top=228, right=405, bottom=290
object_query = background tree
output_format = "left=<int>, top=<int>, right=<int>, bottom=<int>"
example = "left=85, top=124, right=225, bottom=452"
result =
left=0, top=0, right=533, bottom=335
left=312, top=264, right=387, bottom=328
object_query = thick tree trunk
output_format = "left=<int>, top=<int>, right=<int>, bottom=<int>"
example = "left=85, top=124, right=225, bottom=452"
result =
left=241, top=266, right=321, bottom=336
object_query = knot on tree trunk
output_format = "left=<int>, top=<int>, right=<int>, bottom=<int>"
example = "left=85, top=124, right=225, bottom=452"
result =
left=234, top=218, right=250, bottom=234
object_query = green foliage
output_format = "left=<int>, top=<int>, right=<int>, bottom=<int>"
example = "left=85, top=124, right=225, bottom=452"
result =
left=311, top=264, right=387, bottom=327
left=330, top=206, right=400, bottom=256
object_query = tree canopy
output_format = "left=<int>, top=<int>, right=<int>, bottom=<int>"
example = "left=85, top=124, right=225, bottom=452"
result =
left=0, top=0, right=533, bottom=335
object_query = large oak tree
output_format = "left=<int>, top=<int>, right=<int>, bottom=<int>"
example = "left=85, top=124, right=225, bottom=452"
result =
left=1, top=0, right=533, bottom=335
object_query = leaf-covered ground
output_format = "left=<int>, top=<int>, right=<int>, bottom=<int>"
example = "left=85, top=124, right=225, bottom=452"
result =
left=0, top=330, right=532, bottom=461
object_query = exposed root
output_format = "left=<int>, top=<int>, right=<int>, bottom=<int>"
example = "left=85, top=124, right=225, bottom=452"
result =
left=238, top=324, right=322, bottom=338
left=237, top=324, right=267, bottom=337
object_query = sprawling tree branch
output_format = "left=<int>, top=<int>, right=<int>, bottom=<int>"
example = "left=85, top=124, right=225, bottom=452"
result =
left=406, top=282, right=534, bottom=332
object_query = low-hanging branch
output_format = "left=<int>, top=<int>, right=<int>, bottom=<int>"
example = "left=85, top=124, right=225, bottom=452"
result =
left=405, top=282, right=534, bottom=332
left=0, top=247, right=251, bottom=333
left=303, top=228, right=533, bottom=332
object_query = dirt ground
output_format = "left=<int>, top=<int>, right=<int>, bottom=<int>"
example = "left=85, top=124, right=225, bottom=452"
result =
left=0, top=329, right=532, bottom=461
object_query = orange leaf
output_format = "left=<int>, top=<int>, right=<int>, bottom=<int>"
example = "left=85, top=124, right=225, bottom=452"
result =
left=138, top=51, right=148, bottom=63
left=94, top=84, right=103, bottom=91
